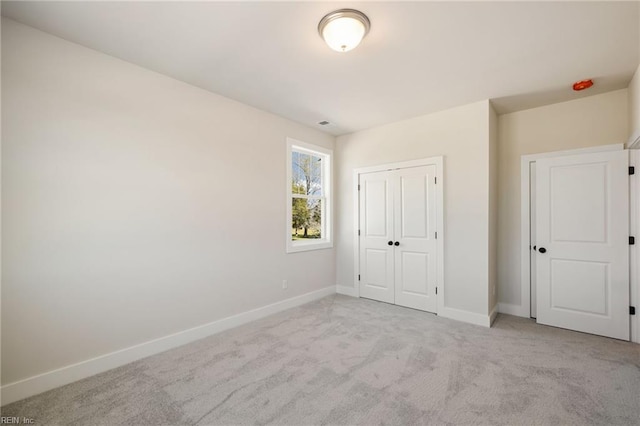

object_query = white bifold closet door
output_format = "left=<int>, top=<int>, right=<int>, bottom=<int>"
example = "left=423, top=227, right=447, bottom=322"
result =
left=359, top=165, right=438, bottom=313
left=535, top=150, right=629, bottom=340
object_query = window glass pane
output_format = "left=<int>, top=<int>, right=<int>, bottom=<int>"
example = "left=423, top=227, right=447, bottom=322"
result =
left=310, top=156, right=323, bottom=196
left=291, top=198, right=322, bottom=240
left=291, top=151, right=306, bottom=195
left=292, top=150, right=323, bottom=196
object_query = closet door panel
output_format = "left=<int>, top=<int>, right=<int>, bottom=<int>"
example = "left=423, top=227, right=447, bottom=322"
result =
left=394, top=166, right=438, bottom=313
left=359, top=171, right=395, bottom=304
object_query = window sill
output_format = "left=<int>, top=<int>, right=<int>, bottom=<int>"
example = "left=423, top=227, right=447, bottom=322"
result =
left=286, top=240, right=333, bottom=253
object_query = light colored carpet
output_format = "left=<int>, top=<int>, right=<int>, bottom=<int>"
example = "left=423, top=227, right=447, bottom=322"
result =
left=2, top=294, right=639, bottom=425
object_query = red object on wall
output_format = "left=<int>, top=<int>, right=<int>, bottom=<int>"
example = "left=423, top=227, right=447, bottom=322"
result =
left=572, top=79, right=594, bottom=91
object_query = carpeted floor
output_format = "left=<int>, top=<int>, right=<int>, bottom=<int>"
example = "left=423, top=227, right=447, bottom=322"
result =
left=2, top=294, right=640, bottom=425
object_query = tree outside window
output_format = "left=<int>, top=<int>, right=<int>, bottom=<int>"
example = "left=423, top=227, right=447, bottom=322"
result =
left=291, top=151, right=323, bottom=239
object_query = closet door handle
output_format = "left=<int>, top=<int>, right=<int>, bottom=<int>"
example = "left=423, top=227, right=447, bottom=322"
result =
left=394, top=241, right=400, bottom=246
left=538, top=247, right=546, bottom=253
left=388, top=241, right=393, bottom=246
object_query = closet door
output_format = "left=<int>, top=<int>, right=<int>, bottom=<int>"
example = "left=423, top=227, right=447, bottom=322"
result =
left=358, top=165, right=438, bottom=313
left=394, top=166, right=438, bottom=313
left=359, top=170, right=395, bottom=304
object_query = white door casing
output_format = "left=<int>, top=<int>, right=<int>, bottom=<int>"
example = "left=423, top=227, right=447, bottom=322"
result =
left=535, top=150, right=629, bottom=340
left=358, top=165, right=438, bottom=313
left=530, top=162, right=537, bottom=319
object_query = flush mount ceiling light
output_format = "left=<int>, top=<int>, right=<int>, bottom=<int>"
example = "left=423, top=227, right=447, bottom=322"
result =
left=318, top=9, right=370, bottom=53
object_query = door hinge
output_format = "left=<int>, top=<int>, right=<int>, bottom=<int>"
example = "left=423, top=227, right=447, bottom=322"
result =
left=631, top=306, right=636, bottom=316
left=435, top=232, right=438, bottom=239
left=435, top=177, right=437, bottom=184
left=358, top=229, right=361, bottom=236
left=630, top=166, right=635, bottom=175
left=435, top=287, right=438, bottom=295
left=358, top=274, right=361, bottom=281
left=630, top=236, right=635, bottom=245
left=358, top=184, right=361, bottom=190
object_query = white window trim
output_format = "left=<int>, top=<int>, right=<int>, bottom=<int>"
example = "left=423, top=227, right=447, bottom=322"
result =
left=286, top=138, right=333, bottom=253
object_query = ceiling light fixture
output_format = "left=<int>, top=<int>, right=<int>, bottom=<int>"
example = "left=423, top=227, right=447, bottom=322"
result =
left=318, top=9, right=370, bottom=53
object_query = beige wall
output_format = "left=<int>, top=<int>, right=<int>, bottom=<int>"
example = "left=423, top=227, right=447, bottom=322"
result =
left=1, top=19, right=335, bottom=385
left=336, top=101, right=492, bottom=317
left=497, top=89, right=629, bottom=308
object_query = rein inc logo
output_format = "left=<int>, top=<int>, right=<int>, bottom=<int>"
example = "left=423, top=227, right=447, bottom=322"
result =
left=0, top=418, right=34, bottom=424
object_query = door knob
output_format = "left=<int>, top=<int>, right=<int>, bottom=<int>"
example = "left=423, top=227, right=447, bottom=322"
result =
left=388, top=241, right=393, bottom=246
left=538, top=247, right=546, bottom=253
left=394, top=241, right=400, bottom=246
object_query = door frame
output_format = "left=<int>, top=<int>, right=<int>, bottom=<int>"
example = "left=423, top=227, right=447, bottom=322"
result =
left=353, top=156, right=444, bottom=313
left=516, top=143, right=624, bottom=319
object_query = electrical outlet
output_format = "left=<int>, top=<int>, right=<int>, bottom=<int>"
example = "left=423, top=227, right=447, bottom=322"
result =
left=282, top=280, right=288, bottom=290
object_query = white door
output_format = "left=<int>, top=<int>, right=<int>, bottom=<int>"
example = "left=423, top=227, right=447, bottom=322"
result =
left=536, top=150, right=629, bottom=340
left=359, top=165, right=438, bottom=313
left=359, top=170, right=394, bottom=304
left=394, top=166, right=438, bottom=312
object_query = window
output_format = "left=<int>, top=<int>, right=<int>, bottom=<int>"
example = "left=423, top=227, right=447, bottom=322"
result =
left=286, top=138, right=332, bottom=253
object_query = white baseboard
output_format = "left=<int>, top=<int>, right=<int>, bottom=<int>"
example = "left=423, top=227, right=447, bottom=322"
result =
left=438, top=306, right=491, bottom=327
left=498, top=302, right=529, bottom=318
left=336, top=285, right=358, bottom=297
left=1, top=286, right=336, bottom=406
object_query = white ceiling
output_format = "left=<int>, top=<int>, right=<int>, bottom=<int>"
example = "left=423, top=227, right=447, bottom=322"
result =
left=2, top=1, right=639, bottom=135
